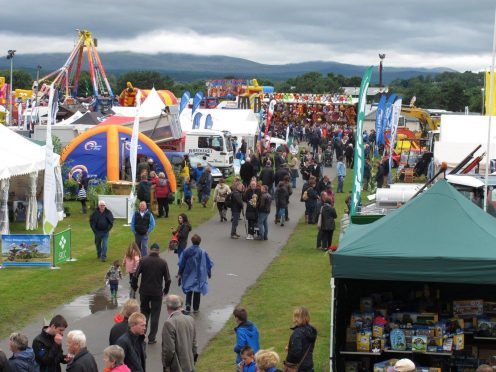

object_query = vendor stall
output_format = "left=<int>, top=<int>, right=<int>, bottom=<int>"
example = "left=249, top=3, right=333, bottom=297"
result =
left=331, top=180, right=496, bottom=371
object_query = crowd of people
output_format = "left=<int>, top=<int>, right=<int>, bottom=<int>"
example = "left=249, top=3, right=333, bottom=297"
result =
left=0, top=303, right=318, bottom=372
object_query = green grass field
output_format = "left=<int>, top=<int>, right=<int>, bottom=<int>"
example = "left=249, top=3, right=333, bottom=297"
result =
left=0, top=199, right=216, bottom=338
left=195, top=173, right=354, bottom=371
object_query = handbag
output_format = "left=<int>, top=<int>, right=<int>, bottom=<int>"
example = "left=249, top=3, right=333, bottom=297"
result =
left=168, top=233, right=179, bottom=252
left=77, top=187, right=87, bottom=200
left=283, top=344, right=312, bottom=372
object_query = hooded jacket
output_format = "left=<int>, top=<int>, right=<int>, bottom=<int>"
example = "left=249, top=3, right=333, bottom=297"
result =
left=233, top=321, right=260, bottom=364
left=8, top=347, right=39, bottom=372
left=286, top=324, right=317, bottom=372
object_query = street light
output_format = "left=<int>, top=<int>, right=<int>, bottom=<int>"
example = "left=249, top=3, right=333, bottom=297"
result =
left=379, top=53, right=386, bottom=88
left=6, top=50, right=16, bottom=126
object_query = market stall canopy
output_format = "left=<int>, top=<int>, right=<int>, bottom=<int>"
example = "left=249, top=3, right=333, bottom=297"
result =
left=179, top=108, right=259, bottom=136
left=0, top=125, right=60, bottom=180
left=333, top=180, right=496, bottom=285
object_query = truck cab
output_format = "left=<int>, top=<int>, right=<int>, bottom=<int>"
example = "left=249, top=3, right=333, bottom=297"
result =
left=184, top=129, right=234, bottom=177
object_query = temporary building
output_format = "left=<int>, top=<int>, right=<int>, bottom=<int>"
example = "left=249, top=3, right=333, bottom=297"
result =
left=180, top=108, right=259, bottom=139
left=333, top=180, right=496, bottom=284
left=60, top=125, right=177, bottom=191
left=330, top=180, right=496, bottom=370
left=0, top=125, right=63, bottom=233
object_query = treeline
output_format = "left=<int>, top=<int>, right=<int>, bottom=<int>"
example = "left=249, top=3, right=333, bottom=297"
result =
left=0, top=68, right=485, bottom=113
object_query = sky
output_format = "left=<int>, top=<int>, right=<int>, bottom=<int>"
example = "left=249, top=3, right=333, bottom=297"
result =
left=1, top=0, right=494, bottom=71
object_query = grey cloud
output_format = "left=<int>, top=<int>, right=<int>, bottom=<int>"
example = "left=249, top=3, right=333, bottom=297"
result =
left=1, top=0, right=494, bottom=57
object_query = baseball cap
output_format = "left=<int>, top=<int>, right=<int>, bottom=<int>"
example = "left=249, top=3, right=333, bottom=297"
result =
left=150, top=243, right=160, bottom=251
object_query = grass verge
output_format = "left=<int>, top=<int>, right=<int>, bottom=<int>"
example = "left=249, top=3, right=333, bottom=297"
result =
left=195, top=174, right=354, bottom=371
left=0, top=199, right=216, bottom=338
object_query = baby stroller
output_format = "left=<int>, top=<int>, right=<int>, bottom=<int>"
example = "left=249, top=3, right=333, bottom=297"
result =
left=324, top=146, right=334, bottom=167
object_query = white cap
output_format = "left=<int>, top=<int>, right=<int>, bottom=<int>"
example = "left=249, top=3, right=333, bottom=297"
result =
left=394, top=359, right=415, bottom=372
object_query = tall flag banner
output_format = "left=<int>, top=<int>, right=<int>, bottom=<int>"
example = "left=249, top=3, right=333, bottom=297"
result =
left=374, top=94, right=387, bottom=156
left=350, top=66, right=373, bottom=216
left=204, top=114, right=213, bottom=129
left=192, top=112, right=203, bottom=129
left=191, top=91, right=204, bottom=117
left=43, top=84, right=59, bottom=234
left=179, top=91, right=190, bottom=115
left=128, top=90, right=142, bottom=224
left=264, top=99, right=276, bottom=137
left=388, top=98, right=403, bottom=179
left=379, top=93, right=397, bottom=146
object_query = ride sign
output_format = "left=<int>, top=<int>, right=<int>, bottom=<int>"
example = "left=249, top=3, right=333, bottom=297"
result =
left=53, top=229, right=72, bottom=265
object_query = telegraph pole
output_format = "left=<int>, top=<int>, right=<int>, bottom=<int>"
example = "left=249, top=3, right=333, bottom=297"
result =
left=379, top=53, right=386, bottom=87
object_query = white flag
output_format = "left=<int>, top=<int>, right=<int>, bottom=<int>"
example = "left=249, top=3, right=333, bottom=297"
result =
left=43, top=84, right=59, bottom=234
left=128, top=90, right=142, bottom=224
left=388, top=98, right=403, bottom=178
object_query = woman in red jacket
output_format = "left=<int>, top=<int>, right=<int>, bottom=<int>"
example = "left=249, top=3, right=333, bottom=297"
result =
left=153, top=172, right=171, bottom=218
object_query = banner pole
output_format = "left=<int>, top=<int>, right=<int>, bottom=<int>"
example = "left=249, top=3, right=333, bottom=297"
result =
left=67, top=226, right=77, bottom=262
left=50, top=232, right=60, bottom=270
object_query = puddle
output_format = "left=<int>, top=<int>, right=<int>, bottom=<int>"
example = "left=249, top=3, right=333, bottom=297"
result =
left=205, top=305, right=235, bottom=334
left=58, top=287, right=122, bottom=321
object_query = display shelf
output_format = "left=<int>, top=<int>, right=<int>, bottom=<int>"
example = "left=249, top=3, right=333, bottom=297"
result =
left=340, top=351, right=381, bottom=356
left=473, top=336, right=496, bottom=340
left=421, top=351, right=453, bottom=356
left=383, top=350, right=412, bottom=354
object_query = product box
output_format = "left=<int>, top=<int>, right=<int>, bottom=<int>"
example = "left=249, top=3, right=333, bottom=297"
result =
left=416, top=313, right=439, bottom=325
left=411, top=335, right=428, bottom=352
left=484, top=301, right=496, bottom=315
left=371, top=337, right=384, bottom=352
left=443, top=337, right=453, bottom=352
left=373, top=324, right=384, bottom=338
left=453, top=333, right=464, bottom=351
left=346, top=327, right=357, bottom=344
left=373, top=358, right=398, bottom=372
left=356, top=330, right=372, bottom=352
left=477, top=317, right=495, bottom=337
left=390, top=328, right=407, bottom=351
left=453, top=299, right=484, bottom=317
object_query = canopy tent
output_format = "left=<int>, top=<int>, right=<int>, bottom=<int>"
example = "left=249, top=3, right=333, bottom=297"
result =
left=107, top=88, right=177, bottom=120
left=333, top=180, right=496, bottom=285
left=140, top=89, right=177, bottom=106
left=71, top=111, right=106, bottom=125
left=0, top=125, right=63, bottom=233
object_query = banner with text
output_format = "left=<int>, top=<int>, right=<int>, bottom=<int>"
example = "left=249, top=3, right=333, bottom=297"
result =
left=1, top=234, right=51, bottom=267
left=53, top=229, right=72, bottom=265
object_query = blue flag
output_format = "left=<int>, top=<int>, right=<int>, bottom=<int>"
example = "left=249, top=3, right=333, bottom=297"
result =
left=378, top=93, right=397, bottom=146
left=191, top=91, right=204, bottom=117
left=204, top=114, right=213, bottom=129
left=179, top=91, right=190, bottom=115
left=192, top=112, right=202, bottom=130
left=374, top=94, right=387, bottom=156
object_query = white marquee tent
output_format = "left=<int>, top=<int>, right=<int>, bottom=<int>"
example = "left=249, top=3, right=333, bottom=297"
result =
left=0, top=125, right=63, bottom=233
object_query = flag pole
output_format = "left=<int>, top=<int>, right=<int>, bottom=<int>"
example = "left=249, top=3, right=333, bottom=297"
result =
left=484, top=7, right=496, bottom=212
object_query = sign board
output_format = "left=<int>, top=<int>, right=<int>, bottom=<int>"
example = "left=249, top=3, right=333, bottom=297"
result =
left=53, top=229, right=71, bottom=265
left=98, top=195, right=129, bottom=219
left=1, top=234, right=51, bottom=267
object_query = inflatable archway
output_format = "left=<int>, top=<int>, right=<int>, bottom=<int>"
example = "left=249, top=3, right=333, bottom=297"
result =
left=60, top=125, right=177, bottom=191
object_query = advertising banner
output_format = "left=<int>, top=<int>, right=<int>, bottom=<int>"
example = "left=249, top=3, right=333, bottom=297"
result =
left=53, top=229, right=71, bottom=265
left=1, top=234, right=51, bottom=267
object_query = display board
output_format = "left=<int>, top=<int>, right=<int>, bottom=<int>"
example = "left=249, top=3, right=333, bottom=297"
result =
left=1, top=234, right=51, bottom=267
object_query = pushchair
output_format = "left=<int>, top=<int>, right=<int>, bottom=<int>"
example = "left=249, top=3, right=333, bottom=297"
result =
left=324, top=147, right=334, bottom=167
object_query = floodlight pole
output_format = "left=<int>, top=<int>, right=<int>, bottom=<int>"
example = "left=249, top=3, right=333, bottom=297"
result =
left=378, top=53, right=386, bottom=88
left=7, top=50, right=16, bottom=126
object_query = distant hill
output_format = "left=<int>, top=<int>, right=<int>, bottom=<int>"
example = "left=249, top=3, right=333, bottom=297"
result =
left=0, top=52, right=455, bottom=83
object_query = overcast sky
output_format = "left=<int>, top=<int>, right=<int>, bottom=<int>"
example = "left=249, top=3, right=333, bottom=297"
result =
left=1, top=0, right=494, bottom=71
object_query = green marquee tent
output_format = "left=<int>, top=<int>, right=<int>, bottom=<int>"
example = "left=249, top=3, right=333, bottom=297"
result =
left=332, top=180, right=496, bottom=285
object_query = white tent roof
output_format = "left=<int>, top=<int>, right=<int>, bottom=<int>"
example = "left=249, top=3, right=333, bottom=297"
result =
left=0, top=125, right=60, bottom=180
left=110, top=88, right=166, bottom=118
left=179, top=108, right=259, bottom=136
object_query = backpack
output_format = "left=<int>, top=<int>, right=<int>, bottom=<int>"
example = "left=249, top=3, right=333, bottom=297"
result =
left=224, top=193, right=233, bottom=209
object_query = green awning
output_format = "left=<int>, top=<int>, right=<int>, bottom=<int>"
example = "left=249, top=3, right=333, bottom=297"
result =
left=333, top=180, right=496, bottom=284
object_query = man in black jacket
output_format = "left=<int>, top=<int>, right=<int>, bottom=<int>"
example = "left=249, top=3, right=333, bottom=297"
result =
left=65, top=330, right=98, bottom=371
left=116, top=312, right=147, bottom=372
left=32, top=315, right=68, bottom=372
left=132, top=243, right=171, bottom=345
left=89, top=200, right=114, bottom=262
left=230, top=183, right=245, bottom=239
left=239, top=158, right=255, bottom=187
left=259, top=161, right=275, bottom=194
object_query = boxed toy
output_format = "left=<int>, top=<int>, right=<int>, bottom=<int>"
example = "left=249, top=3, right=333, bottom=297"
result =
left=453, top=333, right=464, bottom=351
left=411, top=335, right=428, bottom=352
left=483, top=301, right=496, bottom=315
left=453, top=300, right=483, bottom=317
left=477, top=317, right=495, bottom=337
left=356, top=330, right=372, bottom=351
left=373, top=358, right=397, bottom=372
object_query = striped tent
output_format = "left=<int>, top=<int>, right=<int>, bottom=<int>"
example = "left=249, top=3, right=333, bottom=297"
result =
left=140, top=89, right=178, bottom=106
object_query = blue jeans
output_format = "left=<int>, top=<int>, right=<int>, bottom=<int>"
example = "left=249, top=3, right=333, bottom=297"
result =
left=258, top=212, right=269, bottom=239
left=337, top=176, right=344, bottom=193
left=278, top=208, right=286, bottom=225
left=95, top=232, right=109, bottom=260
left=135, top=233, right=149, bottom=257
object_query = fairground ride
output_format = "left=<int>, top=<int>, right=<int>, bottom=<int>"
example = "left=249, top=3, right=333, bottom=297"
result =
left=37, top=30, right=114, bottom=110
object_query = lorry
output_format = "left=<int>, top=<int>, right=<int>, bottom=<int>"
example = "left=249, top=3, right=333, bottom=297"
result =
left=159, top=129, right=234, bottom=177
